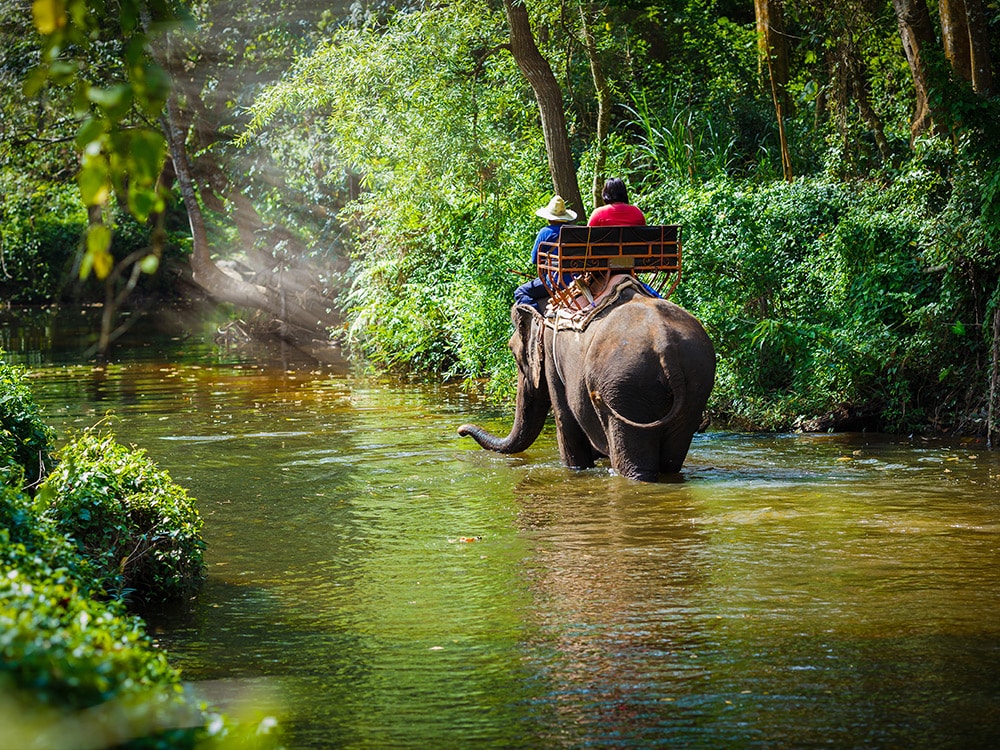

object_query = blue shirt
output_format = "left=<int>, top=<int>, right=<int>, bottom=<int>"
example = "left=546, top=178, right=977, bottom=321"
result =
left=530, top=224, right=563, bottom=264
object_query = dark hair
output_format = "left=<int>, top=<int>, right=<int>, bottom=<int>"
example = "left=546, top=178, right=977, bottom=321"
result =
left=601, top=177, right=628, bottom=205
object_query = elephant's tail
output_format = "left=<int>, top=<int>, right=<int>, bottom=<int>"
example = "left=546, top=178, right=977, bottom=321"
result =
left=593, top=367, right=686, bottom=431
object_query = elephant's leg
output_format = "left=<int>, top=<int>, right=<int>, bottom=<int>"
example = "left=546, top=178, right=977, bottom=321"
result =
left=605, top=422, right=662, bottom=482
left=658, top=425, right=697, bottom=474
left=554, top=413, right=596, bottom=469
left=549, top=388, right=596, bottom=470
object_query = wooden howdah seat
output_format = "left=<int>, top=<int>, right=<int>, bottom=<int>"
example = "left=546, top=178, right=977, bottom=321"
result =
left=535, top=224, right=682, bottom=312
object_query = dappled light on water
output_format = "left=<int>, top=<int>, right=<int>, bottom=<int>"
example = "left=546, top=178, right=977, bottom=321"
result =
left=27, top=360, right=1000, bottom=748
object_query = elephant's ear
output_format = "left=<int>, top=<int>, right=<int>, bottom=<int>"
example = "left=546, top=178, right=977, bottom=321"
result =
left=512, top=304, right=545, bottom=390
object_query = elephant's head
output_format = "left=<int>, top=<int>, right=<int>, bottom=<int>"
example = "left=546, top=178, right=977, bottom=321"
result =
left=457, top=305, right=550, bottom=454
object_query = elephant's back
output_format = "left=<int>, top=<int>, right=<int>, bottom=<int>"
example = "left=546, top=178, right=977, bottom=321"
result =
left=603, top=297, right=713, bottom=355
left=588, top=297, right=715, bottom=403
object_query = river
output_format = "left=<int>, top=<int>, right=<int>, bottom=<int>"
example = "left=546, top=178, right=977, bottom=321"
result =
left=5, top=307, right=1000, bottom=748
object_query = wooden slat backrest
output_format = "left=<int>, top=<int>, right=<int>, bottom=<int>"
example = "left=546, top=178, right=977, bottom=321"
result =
left=536, top=224, right=682, bottom=310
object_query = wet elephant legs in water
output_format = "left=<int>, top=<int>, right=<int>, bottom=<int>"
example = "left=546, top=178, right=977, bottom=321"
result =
left=551, top=394, right=599, bottom=471
left=604, top=422, right=663, bottom=482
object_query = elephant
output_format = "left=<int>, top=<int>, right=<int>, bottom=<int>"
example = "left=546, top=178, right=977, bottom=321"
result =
left=458, top=279, right=715, bottom=482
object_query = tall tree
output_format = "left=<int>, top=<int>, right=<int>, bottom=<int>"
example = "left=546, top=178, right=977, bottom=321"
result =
left=811, top=1, right=894, bottom=166
left=939, top=0, right=994, bottom=95
left=754, top=0, right=792, bottom=181
left=27, top=0, right=345, bottom=356
left=151, top=14, right=341, bottom=336
left=964, top=0, right=993, bottom=95
left=502, top=0, right=583, bottom=216
left=839, top=35, right=892, bottom=164
left=27, top=0, right=175, bottom=357
left=939, top=0, right=972, bottom=82
left=891, top=0, right=939, bottom=138
left=578, top=1, right=611, bottom=209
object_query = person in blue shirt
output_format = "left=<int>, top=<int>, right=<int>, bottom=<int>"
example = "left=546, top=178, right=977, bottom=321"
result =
left=514, top=195, right=577, bottom=313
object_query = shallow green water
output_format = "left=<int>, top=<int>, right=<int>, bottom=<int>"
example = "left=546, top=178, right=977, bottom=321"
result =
left=13, top=324, right=1000, bottom=748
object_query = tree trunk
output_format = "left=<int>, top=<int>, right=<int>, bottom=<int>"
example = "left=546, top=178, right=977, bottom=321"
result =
left=939, top=0, right=972, bottom=82
left=754, top=0, right=793, bottom=181
left=891, top=0, right=939, bottom=139
left=754, top=0, right=790, bottom=113
left=965, top=0, right=994, bottom=95
left=579, top=2, right=611, bottom=211
left=939, top=0, right=993, bottom=95
left=841, top=37, right=893, bottom=164
left=990, top=305, right=1000, bottom=447
left=503, top=0, right=584, bottom=217
left=161, top=99, right=269, bottom=310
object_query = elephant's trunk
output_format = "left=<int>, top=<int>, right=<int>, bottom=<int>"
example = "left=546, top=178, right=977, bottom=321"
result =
left=457, top=372, right=550, bottom=454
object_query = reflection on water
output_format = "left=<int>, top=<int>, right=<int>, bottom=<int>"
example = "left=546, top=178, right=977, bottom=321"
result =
left=15, top=342, right=1000, bottom=748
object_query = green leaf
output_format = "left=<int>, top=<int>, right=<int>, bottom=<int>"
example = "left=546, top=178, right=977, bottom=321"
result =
left=128, top=129, right=166, bottom=182
left=136, top=62, right=171, bottom=116
left=23, top=66, right=49, bottom=98
left=67, top=0, right=89, bottom=30
left=79, top=249, right=94, bottom=279
left=32, top=0, right=67, bottom=35
left=128, top=187, right=161, bottom=221
left=88, top=83, right=133, bottom=121
left=75, top=117, right=106, bottom=150
left=119, top=0, right=138, bottom=33
left=139, top=255, right=160, bottom=274
left=84, top=224, right=113, bottom=280
left=78, top=158, right=110, bottom=206
left=48, top=59, right=76, bottom=85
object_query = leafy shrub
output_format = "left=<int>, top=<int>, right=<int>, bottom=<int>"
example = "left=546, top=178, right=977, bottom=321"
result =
left=637, top=169, right=960, bottom=432
left=37, top=429, right=205, bottom=608
left=0, top=544, right=215, bottom=749
left=0, top=353, right=56, bottom=492
left=1, top=464, right=277, bottom=748
left=0, top=172, right=173, bottom=306
left=0, top=564, right=181, bottom=710
left=0, top=484, right=95, bottom=591
left=246, top=3, right=550, bottom=382
left=0, top=489, right=201, bottom=747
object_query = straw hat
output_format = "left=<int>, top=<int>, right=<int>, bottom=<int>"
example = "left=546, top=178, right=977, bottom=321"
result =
left=535, top=195, right=577, bottom=222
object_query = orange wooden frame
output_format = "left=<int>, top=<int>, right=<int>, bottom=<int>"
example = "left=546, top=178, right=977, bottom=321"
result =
left=535, top=225, right=682, bottom=311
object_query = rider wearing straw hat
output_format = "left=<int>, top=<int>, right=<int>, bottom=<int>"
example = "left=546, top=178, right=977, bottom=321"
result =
left=514, top=195, right=578, bottom=313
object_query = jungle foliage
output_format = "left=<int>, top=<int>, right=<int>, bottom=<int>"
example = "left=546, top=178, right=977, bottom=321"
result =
left=7, top=0, right=1000, bottom=437
left=240, top=0, right=1000, bottom=438
left=0, top=355, right=56, bottom=490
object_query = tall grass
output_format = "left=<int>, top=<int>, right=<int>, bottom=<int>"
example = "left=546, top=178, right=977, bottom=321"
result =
left=621, top=89, right=741, bottom=184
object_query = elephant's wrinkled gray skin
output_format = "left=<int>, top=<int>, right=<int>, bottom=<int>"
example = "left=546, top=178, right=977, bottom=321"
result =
left=458, top=289, right=715, bottom=482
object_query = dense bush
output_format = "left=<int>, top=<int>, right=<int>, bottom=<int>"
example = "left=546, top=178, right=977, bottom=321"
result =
left=244, top=2, right=549, bottom=393
left=641, top=140, right=993, bottom=433
left=0, top=353, right=56, bottom=491
left=236, top=0, right=995, bottom=434
left=0, top=489, right=201, bottom=747
left=0, top=520, right=228, bottom=749
left=0, top=409, right=277, bottom=747
left=38, top=429, right=206, bottom=608
left=0, top=484, right=94, bottom=590
left=0, top=563, right=185, bottom=714
left=0, top=170, right=174, bottom=306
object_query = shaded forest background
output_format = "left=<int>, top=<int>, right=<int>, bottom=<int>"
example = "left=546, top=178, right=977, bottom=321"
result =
left=2, top=0, right=1000, bottom=439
